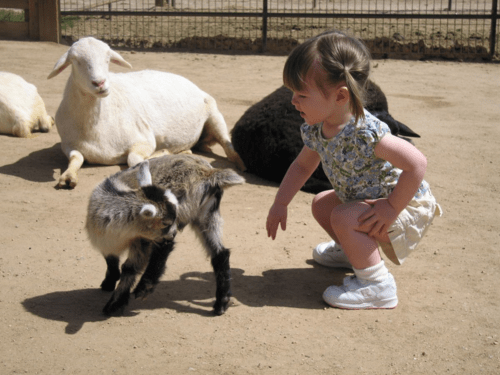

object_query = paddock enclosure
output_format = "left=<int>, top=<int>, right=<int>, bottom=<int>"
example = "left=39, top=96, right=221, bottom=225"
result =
left=0, top=41, right=499, bottom=374
left=59, top=0, right=500, bottom=59
left=1, top=0, right=499, bottom=59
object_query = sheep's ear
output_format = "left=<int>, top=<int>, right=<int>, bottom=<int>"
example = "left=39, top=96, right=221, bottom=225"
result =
left=136, top=160, right=152, bottom=187
left=47, top=51, right=71, bottom=79
left=139, top=204, right=157, bottom=218
left=164, top=189, right=179, bottom=207
left=110, top=50, right=132, bottom=69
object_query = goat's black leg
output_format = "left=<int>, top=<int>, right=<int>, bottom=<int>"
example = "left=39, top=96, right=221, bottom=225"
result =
left=134, top=239, right=175, bottom=300
left=103, top=240, right=150, bottom=316
left=101, top=255, right=120, bottom=292
left=195, top=185, right=232, bottom=315
left=211, top=248, right=232, bottom=316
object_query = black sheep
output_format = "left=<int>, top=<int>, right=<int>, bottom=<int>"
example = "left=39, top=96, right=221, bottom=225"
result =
left=231, top=81, right=420, bottom=193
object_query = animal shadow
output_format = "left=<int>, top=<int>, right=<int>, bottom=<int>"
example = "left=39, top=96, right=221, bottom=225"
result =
left=0, top=142, right=66, bottom=183
left=22, top=264, right=350, bottom=334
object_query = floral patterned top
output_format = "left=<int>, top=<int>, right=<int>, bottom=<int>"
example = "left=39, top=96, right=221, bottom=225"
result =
left=301, top=109, right=429, bottom=203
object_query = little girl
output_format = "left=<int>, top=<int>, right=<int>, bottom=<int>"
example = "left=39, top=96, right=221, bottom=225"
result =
left=266, top=30, right=442, bottom=309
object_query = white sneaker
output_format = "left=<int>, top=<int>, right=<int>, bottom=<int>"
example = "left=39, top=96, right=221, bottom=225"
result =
left=322, top=274, right=398, bottom=310
left=312, top=241, right=352, bottom=269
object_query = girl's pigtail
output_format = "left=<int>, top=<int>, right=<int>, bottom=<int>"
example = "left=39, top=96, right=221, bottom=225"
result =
left=343, top=68, right=365, bottom=124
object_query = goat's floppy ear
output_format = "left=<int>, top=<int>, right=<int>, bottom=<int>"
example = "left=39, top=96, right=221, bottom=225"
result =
left=47, top=51, right=71, bottom=79
left=110, top=49, right=132, bottom=69
left=164, top=189, right=179, bottom=207
left=137, top=160, right=152, bottom=187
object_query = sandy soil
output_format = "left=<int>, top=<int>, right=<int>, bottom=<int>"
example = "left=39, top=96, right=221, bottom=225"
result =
left=0, top=40, right=499, bottom=375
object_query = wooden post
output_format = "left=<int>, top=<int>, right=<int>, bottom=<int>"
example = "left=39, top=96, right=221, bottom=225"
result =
left=38, top=0, right=60, bottom=43
left=28, top=0, right=40, bottom=40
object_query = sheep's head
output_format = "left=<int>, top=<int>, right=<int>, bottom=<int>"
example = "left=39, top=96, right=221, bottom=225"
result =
left=47, top=37, right=132, bottom=98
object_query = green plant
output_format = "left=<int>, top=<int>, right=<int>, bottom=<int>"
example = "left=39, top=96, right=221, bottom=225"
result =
left=60, top=16, right=80, bottom=31
left=0, top=10, right=25, bottom=22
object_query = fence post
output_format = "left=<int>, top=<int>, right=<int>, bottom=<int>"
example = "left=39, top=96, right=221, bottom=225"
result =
left=38, top=0, right=60, bottom=43
left=491, top=0, right=498, bottom=58
left=28, top=0, right=40, bottom=40
left=262, top=0, right=268, bottom=52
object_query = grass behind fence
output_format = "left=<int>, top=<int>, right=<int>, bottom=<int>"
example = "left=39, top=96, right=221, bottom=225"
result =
left=0, top=10, right=25, bottom=22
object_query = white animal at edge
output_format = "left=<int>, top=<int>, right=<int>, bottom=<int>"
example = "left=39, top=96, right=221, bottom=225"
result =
left=47, top=37, right=245, bottom=188
left=0, top=72, right=54, bottom=137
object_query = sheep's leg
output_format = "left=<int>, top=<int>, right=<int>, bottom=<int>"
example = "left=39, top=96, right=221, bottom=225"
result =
left=103, top=239, right=150, bottom=316
left=12, top=121, right=31, bottom=138
left=100, top=255, right=120, bottom=292
left=134, top=239, right=175, bottom=300
left=127, top=142, right=155, bottom=167
left=203, top=97, right=246, bottom=171
left=58, top=150, right=84, bottom=189
left=38, top=115, right=54, bottom=133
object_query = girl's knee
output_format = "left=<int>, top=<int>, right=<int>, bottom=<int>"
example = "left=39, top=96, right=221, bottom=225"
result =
left=311, top=190, right=338, bottom=222
left=311, top=193, right=325, bottom=220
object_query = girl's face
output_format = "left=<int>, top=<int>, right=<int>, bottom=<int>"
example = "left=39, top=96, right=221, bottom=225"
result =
left=290, top=77, right=342, bottom=126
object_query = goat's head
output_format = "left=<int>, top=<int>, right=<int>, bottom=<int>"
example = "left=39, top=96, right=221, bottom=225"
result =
left=134, top=160, right=179, bottom=242
left=47, top=37, right=132, bottom=98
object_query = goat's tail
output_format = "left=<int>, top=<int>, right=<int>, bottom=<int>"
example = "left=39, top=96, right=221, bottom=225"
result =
left=209, top=168, right=245, bottom=189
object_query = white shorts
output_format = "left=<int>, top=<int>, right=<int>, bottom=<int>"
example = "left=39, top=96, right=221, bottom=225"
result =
left=379, top=189, right=443, bottom=265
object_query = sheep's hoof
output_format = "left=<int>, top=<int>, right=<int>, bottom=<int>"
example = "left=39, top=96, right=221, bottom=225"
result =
left=57, top=177, right=77, bottom=189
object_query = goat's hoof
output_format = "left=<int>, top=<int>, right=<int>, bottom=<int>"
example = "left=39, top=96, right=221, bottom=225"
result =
left=100, top=279, right=116, bottom=292
left=103, top=301, right=125, bottom=316
left=212, top=298, right=230, bottom=316
left=133, top=282, right=155, bottom=300
left=103, top=293, right=129, bottom=316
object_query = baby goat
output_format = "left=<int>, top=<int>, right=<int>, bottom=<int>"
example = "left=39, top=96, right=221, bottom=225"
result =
left=86, top=154, right=245, bottom=316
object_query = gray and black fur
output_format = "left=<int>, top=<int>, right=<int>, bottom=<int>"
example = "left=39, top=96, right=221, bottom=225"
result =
left=86, top=154, right=245, bottom=316
left=231, top=80, right=420, bottom=194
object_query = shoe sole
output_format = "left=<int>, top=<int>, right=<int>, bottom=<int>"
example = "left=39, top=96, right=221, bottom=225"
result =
left=312, top=254, right=353, bottom=269
left=323, top=298, right=398, bottom=310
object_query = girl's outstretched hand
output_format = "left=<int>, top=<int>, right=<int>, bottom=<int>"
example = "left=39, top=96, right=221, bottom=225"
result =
left=358, top=198, right=399, bottom=239
left=266, top=203, right=287, bottom=240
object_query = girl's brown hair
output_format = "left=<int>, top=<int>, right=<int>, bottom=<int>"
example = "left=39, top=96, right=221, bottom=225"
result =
left=283, top=30, right=371, bottom=123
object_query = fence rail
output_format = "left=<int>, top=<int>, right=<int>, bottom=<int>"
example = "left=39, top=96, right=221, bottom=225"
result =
left=53, top=1, right=500, bottom=59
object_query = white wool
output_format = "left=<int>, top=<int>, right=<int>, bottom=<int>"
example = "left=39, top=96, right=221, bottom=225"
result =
left=48, top=37, right=244, bottom=189
left=0, top=72, right=54, bottom=137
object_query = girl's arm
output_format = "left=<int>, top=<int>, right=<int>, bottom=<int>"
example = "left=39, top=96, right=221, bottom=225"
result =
left=359, top=133, right=427, bottom=237
left=266, top=146, right=321, bottom=240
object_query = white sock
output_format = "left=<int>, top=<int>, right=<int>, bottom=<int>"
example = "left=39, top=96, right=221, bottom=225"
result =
left=353, top=260, right=389, bottom=283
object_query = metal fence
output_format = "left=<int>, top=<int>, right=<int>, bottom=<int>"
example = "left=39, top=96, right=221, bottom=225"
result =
left=60, top=0, right=500, bottom=60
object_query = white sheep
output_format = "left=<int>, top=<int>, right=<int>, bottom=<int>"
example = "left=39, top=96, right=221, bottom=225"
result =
left=0, top=72, right=54, bottom=138
left=47, top=37, right=245, bottom=189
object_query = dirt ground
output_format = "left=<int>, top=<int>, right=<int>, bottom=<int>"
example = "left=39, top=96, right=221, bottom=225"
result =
left=0, top=40, right=499, bottom=375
